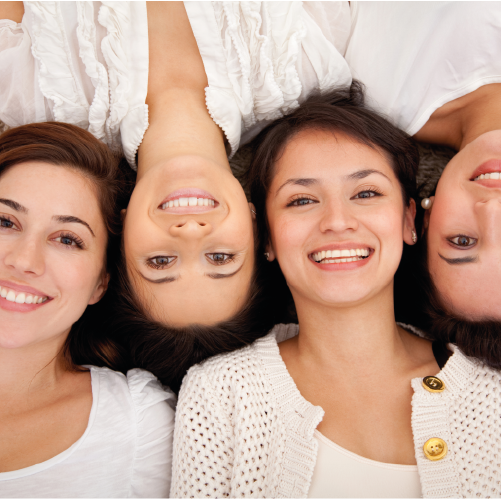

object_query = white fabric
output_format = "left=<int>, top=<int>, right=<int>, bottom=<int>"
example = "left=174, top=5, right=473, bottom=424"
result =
left=0, top=1, right=351, bottom=167
left=308, top=430, right=421, bottom=498
left=0, top=366, right=176, bottom=498
left=345, top=2, right=501, bottom=136
left=171, top=323, right=501, bottom=498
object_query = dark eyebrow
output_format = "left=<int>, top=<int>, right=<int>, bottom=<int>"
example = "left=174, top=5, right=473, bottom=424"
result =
left=276, top=178, right=318, bottom=196
left=439, top=254, right=479, bottom=265
left=0, top=198, right=28, bottom=213
left=139, top=274, right=179, bottom=284
left=346, top=169, right=391, bottom=182
left=53, top=215, right=95, bottom=237
left=205, top=264, right=244, bottom=279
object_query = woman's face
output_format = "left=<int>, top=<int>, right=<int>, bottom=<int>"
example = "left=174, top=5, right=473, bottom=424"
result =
left=0, top=162, right=108, bottom=349
left=266, top=129, right=415, bottom=308
left=426, top=130, right=501, bottom=318
left=123, top=156, right=255, bottom=326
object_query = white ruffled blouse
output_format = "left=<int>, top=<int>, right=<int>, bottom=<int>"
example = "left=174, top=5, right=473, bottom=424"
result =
left=0, top=1, right=352, bottom=167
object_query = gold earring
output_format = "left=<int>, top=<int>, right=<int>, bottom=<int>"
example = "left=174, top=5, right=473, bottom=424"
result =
left=412, top=229, right=417, bottom=244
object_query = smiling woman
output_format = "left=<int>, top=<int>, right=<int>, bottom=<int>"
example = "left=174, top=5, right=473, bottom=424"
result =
left=170, top=85, right=501, bottom=498
left=0, top=123, right=175, bottom=497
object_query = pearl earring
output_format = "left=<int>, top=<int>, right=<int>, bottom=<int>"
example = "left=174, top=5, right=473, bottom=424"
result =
left=411, top=229, right=417, bottom=244
left=264, top=252, right=270, bottom=260
left=421, top=198, right=432, bottom=210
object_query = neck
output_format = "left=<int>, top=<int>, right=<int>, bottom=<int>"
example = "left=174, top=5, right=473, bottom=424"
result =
left=415, top=83, right=501, bottom=151
left=0, top=332, right=69, bottom=399
left=137, top=89, right=230, bottom=181
left=292, top=283, right=409, bottom=372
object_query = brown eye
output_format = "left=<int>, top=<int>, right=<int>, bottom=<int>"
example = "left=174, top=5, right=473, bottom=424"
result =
left=147, top=256, right=176, bottom=269
left=449, top=235, right=477, bottom=248
left=207, top=253, right=235, bottom=265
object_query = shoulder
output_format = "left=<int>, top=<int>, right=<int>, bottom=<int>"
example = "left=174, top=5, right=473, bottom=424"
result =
left=179, top=323, right=299, bottom=398
left=89, top=366, right=176, bottom=421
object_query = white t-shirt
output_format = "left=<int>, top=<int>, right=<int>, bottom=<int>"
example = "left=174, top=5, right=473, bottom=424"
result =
left=308, top=431, right=422, bottom=498
left=345, top=2, right=501, bottom=136
left=0, top=2, right=352, bottom=166
left=0, top=366, right=176, bottom=498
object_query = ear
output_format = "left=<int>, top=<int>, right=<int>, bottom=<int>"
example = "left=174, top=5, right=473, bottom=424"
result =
left=88, top=271, right=110, bottom=305
left=120, top=208, right=127, bottom=223
left=422, top=195, right=434, bottom=233
left=265, top=241, right=277, bottom=262
left=249, top=202, right=256, bottom=221
left=403, top=198, right=417, bottom=245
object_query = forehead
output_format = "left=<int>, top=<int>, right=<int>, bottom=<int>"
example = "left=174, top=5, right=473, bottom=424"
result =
left=0, top=161, right=102, bottom=219
left=130, top=261, right=254, bottom=326
left=273, top=129, right=392, bottom=180
left=429, top=250, right=501, bottom=319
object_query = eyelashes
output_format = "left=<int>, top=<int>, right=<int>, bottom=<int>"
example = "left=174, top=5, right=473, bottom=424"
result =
left=0, top=217, right=85, bottom=249
left=286, top=187, right=384, bottom=207
left=448, top=235, right=477, bottom=248
left=146, top=253, right=237, bottom=270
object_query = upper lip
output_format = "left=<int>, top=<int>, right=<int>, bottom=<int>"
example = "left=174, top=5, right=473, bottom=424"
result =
left=0, top=280, right=51, bottom=298
left=158, top=188, right=218, bottom=207
left=470, top=159, right=501, bottom=180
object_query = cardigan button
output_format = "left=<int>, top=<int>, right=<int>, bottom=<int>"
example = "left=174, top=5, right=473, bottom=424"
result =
left=423, top=438, right=448, bottom=461
left=422, top=376, right=445, bottom=392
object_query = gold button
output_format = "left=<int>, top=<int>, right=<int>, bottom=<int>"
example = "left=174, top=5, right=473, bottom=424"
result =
left=422, top=376, right=445, bottom=392
left=423, top=438, right=448, bottom=461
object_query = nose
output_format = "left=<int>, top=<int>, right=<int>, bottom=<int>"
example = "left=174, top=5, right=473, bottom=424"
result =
left=168, top=218, right=213, bottom=239
left=3, top=235, right=45, bottom=276
left=319, top=199, right=359, bottom=234
left=475, top=197, right=501, bottom=244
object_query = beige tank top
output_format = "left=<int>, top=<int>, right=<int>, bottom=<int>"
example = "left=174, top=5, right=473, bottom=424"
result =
left=308, top=431, right=422, bottom=498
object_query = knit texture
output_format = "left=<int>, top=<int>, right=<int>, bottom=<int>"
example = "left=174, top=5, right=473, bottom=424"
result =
left=171, top=324, right=501, bottom=498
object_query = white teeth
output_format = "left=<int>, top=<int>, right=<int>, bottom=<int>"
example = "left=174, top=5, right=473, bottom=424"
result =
left=0, top=286, right=48, bottom=304
left=162, top=197, right=216, bottom=208
left=311, top=248, right=370, bottom=263
left=474, top=172, right=501, bottom=181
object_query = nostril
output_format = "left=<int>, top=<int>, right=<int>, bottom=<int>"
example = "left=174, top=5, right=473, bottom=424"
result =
left=198, top=222, right=206, bottom=227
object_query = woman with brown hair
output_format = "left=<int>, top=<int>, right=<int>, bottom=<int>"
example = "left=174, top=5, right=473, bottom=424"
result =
left=0, top=123, right=175, bottom=497
left=0, top=1, right=352, bottom=337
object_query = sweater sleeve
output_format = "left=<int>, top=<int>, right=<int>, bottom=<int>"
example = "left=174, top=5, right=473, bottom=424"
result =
left=170, top=365, right=235, bottom=498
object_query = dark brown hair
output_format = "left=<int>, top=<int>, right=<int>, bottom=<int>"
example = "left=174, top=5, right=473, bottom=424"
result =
left=0, top=122, right=131, bottom=371
left=110, top=241, right=284, bottom=393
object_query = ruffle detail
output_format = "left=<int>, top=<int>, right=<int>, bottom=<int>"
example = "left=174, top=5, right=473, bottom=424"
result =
left=76, top=1, right=110, bottom=143
left=26, top=1, right=90, bottom=127
left=98, top=1, right=149, bottom=167
left=98, top=2, right=131, bottom=152
left=211, top=2, right=306, bottom=150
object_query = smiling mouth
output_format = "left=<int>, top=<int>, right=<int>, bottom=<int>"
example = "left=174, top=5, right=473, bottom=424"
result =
left=158, top=188, right=219, bottom=214
left=310, top=248, right=371, bottom=264
left=473, top=172, right=501, bottom=181
left=0, top=285, right=50, bottom=304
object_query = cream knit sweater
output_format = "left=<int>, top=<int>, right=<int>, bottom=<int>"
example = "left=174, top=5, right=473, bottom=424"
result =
left=170, top=324, right=501, bottom=498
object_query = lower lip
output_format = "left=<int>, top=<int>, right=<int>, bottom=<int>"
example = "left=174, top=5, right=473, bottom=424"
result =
left=310, top=251, right=373, bottom=271
left=0, top=297, right=50, bottom=313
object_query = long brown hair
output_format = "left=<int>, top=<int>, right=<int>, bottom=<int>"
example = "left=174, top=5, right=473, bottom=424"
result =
left=0, top=122, right=131, bottom=371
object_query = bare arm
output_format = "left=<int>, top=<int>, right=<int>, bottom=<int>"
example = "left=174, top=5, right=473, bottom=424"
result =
left=0, top=1, right=24, bottom=23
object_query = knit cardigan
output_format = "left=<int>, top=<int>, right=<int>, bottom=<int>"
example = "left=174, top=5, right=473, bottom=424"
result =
left=170, top=324, right=501, bottom=498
